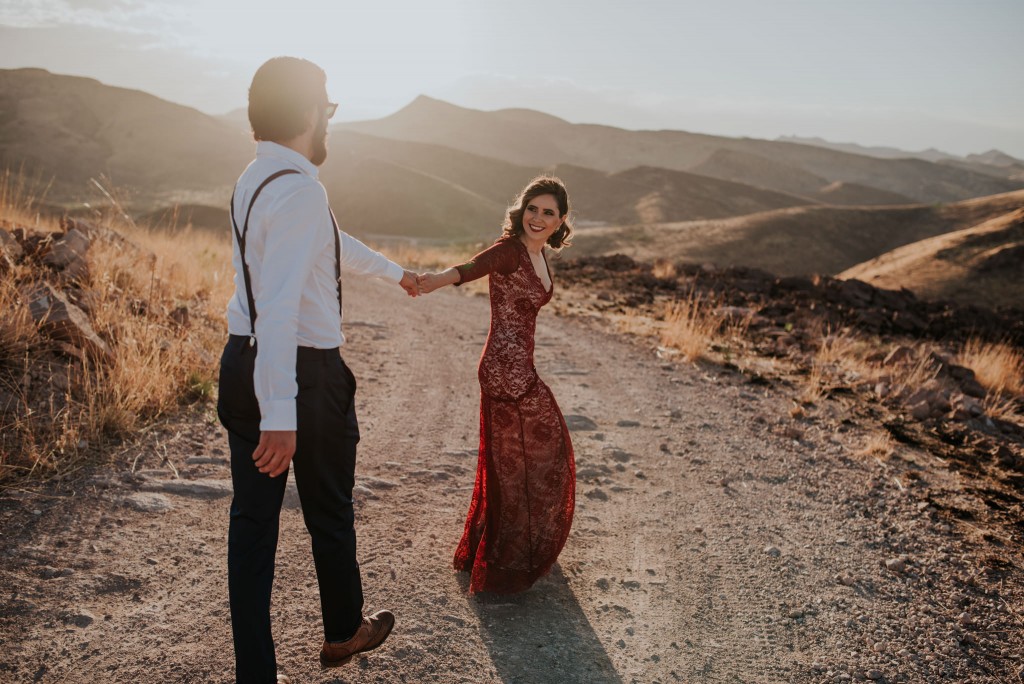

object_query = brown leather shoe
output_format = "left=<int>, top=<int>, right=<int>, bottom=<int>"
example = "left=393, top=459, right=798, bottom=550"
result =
left=319, top=610, right=396, bottom=668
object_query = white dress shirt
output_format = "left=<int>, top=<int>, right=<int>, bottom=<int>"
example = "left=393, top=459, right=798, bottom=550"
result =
left=227, top=141, right=404, bottom=431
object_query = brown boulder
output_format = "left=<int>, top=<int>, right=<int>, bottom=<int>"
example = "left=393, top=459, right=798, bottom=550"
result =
left=882, top=345, right=914, bottom=367
left=42, top=228, right=91, bottom=281
left=0, top=227, right=24, bottom=272
left=23, top=282, right=113, bottom=363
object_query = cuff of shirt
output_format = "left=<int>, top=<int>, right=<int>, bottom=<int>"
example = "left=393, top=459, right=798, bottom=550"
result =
left=384, top=261, right=404, bottom=283
left=259, top=399, right=297, bottom=432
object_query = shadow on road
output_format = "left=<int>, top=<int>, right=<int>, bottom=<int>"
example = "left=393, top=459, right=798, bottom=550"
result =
left=461, top=564, right=624, bottom=684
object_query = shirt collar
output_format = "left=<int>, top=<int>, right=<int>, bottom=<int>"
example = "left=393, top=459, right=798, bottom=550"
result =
left=255, top=141, right=319, bottom=178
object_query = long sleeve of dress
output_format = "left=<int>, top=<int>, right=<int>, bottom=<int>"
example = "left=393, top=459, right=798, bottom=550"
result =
left=454, top=239, right=520, bottom=285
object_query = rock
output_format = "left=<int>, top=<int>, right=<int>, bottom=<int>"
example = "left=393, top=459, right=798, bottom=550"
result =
left=838, top=278, right=874, bottom=306
left=961, top=379, right=986, bottom=398
left=885, top=558, right=906, bottom=573
left=616, top=419, right=641, bottom=428
left=781, top=425, right=804, bottom=440
left=0, top=227, right=24, bottom=271
left=585, top=488, right=609, bottom=502
left=42, top=228, right=90, bottom=281
left=352, top=484, right=378, bottom=500
left=123, top=492, right=173, bottom=513
left=909, top=401, right=932, bottom=421
left=23, top=281, right=113, bottom=362
left=565, top=415, right=598, bottom=431
left=765, top=545, right=781, bottom=557
left=607, top=449, right=632, bottom=463
left=634, top=470, right=646, bottom=479
left=882, top=346, right=913, bottom=366
left=65, top=608, right=96, bottom=628
left=169, top=305, right=190, bottom=328
left=360, top=476, right=399, bottom=490
left=141, top=479, right=232, bottom=500
left=185, top=456, right=228, bottom=465
left=596, top=578, right=610, bottom=590
left=576, top=465, right=612, bottom=480
left=866, top=670, right=883, bottom=681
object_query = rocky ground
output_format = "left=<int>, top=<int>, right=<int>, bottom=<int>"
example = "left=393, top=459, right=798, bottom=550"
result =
left=1, top=259, right=1023, bottom=683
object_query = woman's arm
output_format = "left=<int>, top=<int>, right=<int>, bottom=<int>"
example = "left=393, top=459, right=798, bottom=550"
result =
left=419, top=240, right=519, bottom=295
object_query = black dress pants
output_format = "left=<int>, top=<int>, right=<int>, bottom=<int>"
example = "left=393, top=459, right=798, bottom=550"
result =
left=217, top=334, right=364, bottom=684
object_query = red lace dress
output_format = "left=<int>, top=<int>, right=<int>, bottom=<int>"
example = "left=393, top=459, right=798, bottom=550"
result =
left=452, top=237, right=576, bottom=593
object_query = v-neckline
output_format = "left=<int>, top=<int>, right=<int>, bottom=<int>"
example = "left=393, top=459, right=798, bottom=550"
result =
left=516, top=237, right=553, bottom=294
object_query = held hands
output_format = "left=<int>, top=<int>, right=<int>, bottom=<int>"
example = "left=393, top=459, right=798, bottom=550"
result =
left=399, top=270, right=421, bottom=297
left=416, top=267, right=458, bottom=294
left=398, top=267, right=458, bottom=297
left=253, top=430, right=296, bottom=478
left=417, top=271, right=446, bottom=294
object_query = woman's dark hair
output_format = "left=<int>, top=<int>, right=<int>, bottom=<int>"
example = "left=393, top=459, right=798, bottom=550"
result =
left=501, top=175, right=573, bottom=250
left=248, top=57, right=327, bottom=142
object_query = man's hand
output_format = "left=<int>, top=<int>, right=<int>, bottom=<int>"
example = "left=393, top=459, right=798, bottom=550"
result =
left=252, top=430, right=296, bottom=478
left=399, top=269, right=420, bottom=297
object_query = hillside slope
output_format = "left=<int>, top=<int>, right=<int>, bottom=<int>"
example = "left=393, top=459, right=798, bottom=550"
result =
left=344, top=96, right=1024, bottom=204
left=840, top=207, right=1024, bottom=308
left=571, top=189, right=1024, bottom=276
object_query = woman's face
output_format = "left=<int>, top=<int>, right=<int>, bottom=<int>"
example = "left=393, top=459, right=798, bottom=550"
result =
left=521, top=193, right=563, bottom=243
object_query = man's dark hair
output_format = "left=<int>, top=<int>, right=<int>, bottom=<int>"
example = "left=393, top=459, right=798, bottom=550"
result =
left=248, top=57, right=327, bottom=142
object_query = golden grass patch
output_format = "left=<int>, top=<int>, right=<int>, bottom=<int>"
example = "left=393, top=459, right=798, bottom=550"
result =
left=659, top=292, right=719, bottom=362
left=1, top=175, right=232, bottom=480
left=958, top=338, right=1024, bottom=397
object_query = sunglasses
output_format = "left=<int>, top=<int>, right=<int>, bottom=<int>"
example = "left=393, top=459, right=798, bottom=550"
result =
left=323, top=101, right=338, bottom=120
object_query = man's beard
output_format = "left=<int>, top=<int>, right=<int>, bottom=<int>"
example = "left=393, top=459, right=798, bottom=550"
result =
left=311, top=117, right=328, bottom=166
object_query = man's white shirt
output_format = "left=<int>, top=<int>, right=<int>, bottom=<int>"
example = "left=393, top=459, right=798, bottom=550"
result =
left=226, top=141, right=404, bottom=432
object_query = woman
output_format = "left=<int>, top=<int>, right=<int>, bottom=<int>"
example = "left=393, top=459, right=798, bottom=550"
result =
left=418, top=176, right=576, bottom=594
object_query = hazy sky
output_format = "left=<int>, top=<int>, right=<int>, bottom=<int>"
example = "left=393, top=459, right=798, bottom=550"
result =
left=2, top=0, right=1022, bottom=157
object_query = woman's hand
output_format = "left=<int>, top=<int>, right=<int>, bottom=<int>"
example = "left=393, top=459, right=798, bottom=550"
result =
left=418, top=268, right=458, bottom=294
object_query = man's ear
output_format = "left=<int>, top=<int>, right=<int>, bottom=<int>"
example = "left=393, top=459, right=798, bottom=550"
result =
left=299, top=105, right=318, bottom=136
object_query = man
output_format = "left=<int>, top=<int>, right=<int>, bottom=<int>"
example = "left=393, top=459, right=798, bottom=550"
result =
left=217, top=56, right=417, bottom=684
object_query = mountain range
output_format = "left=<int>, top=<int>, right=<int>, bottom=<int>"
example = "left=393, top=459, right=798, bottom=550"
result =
left=1, top=68, right=1021, bottom=307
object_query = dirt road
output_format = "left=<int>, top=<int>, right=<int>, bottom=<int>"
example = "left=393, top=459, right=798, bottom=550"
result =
left=2, top=275, right=1021, bottom=683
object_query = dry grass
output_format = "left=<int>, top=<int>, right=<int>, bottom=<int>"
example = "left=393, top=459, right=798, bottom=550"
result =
left=856, top=431, right=896, bottom=459
left=888, top=353, right=942, bottom=397
left=0, top=173, right=232, bottom=481
left=958, top=338, right=1024, bottom=397
left=652, top=258, right=677, bottom=280
left=374, top=240, right=490, bottom=296
left=799, top=329, right=877, bottom=405
left=659, top=291, right=719, bottom=362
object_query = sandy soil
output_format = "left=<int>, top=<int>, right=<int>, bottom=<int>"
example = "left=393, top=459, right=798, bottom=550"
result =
left=1, top=275, right=1022, bottom=683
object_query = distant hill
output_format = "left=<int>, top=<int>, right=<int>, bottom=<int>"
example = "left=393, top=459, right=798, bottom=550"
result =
left=0, top=70, right=817, bottom=240
left=344, top=96, right=1024, bottom=204
left=0, top=68, right=251, bottom=205
left=549, top=163, right=812, bottom=225
left=839, top=207, right=1024, bottom=309
left=570, top=190, right=1024, bottom=277
left=808, top=182, right=915, bottom=206
left=3, top=69, right=1021, bottom=249
left=967, top=150, right=1024, bottom=168
left=777, top=136, right=960, bottom=163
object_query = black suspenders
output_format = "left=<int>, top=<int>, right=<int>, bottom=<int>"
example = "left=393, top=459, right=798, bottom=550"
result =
left=229, top=170, right=343, bottom=346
